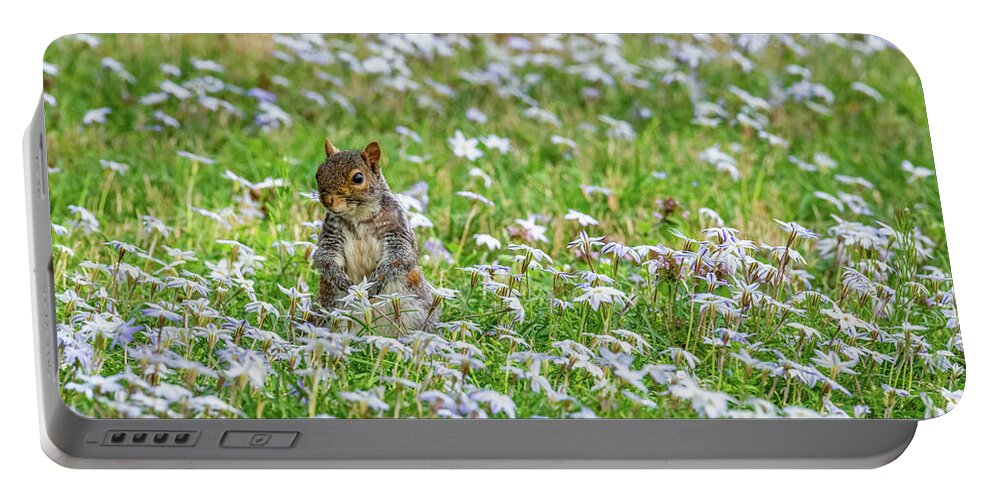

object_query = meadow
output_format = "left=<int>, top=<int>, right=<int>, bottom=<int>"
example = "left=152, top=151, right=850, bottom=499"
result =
left=42, top=34, right=963, bottom=419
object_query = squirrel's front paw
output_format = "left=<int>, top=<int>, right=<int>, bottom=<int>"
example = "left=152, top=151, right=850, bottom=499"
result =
left=322, top=269, right=353, bottom=293
left=368, top=278, right=386, bottom=297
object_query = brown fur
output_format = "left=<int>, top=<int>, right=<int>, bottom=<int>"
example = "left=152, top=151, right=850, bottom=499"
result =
left=406, top=269, right=423, bottom=288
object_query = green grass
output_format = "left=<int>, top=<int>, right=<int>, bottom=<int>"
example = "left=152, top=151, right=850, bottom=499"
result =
left=44, top=34, right=962, bottom=419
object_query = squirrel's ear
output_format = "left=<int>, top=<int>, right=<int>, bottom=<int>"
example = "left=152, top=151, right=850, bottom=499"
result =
left=324, top=138, right=339, bottom=157
left=362, top=141, right=382, bottom=174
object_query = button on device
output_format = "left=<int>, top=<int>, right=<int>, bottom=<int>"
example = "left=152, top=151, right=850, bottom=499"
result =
left=220, top=431, right=298, bottom=448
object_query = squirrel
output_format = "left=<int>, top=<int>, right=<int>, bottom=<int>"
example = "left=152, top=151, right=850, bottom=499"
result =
left=312, top=138, right=437, bottom=333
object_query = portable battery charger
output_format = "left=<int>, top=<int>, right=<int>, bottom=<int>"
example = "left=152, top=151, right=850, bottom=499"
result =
left=26, top=34, right=962, bottom=468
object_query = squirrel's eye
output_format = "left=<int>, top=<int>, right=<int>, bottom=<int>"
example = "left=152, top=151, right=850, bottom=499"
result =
left=352, top=172, right=364, bottom=184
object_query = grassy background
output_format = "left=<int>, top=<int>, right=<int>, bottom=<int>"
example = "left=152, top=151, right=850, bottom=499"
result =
left=43, top=34, right=959, bottom=419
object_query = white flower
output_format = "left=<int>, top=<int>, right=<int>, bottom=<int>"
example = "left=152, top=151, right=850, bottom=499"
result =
left=99, top=159, right=129, bottom=175
left=773, top=218, right=819, bottom=239
left=567, top=230, right=606, bottom=253
left=176, top=151, right=216, bottom=164
left=468, top=167, right=493, bottom=188
left=191, top=58, right=224, bottom=72
left=580, top=184, right=613, bottom=198
left=361, top=57, right=391, bottom=74
left=941, top=388, right=963, bottom=411
left=667, top=374, right=733, bottom=418
left=68, top=205, right=100, bottom=234
left=141, top=302, right=183, bottom=322
left=340, top=388, right=390, bottom=413
left=564, top=209, right=599, bottom=227
left=851, top=82, right=883, bottom=102
left=551, top=135, right=577, bottom=149
left=223, top=350, right=270, bottom=390
left=72, top=34, right=101, bottom=47
left=573, top=286, right=626, bottom=310
left=83, top=107, right=112, bottom=125
left=138, top=92, right=169, bottom=106
left=698, top=144, right=740, bottom=181
left=101, top=57, right=135, bottom=83
left=339, top=279, right=376, bottom=308
left=255, top=101, right=292, bottom=130
left=507, top=243, right=552, bottom=265
left=901, top=160, right=934, bottom=183
left=473, top=234, right=502, bottom=251
left=523, top=106, right=561, bottom=127
left=395, top=125, right=423, bottom=143
left=815, top=152, right=838, bottom=169
left=455, top=191, right=494, bottom=206
left=160, top=80, right=191, bottom=99
left=160, top=63, right=181, bottom=76
left=407, top=212, right=434, bottom=229
left=622, top=390, right=657, bottom=409
left=598, top=115, right=636, bottom=141
left=481, top=135, right=510, bottom=154
left=469, top=390, right=516, bottom=418
left=465, top=107, right=488, bottom=123
left=812, top=349, right=859, bottom=376
left=835, top=174, right=874, bottom=190
left=510, top=215, right=549, bottom=244
left=448, top=130, right=483, bottom=160
left=822, top=306, right=870, bottom=337
left=759, top=131, right=790, bottom=148
left=154, top=110, right=180, bottom=128
left=142, top=215, right=172, bottom=236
